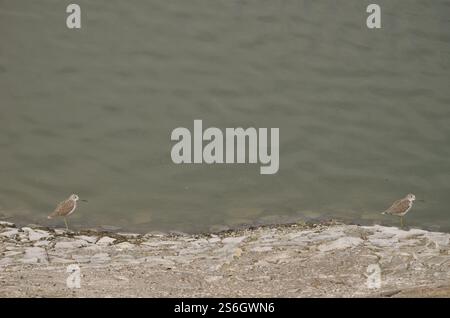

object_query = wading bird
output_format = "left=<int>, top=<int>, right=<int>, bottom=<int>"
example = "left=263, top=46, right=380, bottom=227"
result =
left=381, top=193, right=416, bottom=228
left=48, top=194, right=87, bottom=230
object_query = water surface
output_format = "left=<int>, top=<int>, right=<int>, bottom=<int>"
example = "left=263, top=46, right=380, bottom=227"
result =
left=0, top=0, right=449, bottom=233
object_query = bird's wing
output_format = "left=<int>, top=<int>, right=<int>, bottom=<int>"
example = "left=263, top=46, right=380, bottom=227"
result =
left=385, top=198, right=410, bottom=214
left=48, top=199, right=75, bottom=218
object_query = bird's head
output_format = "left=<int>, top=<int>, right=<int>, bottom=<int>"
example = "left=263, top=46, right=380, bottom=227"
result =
left=406, top=193, right=416, bottom=201
left=70, top=194, right=80, bottom=201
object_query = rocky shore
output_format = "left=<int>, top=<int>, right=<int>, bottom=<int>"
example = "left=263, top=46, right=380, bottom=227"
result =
left=1, top=220, right=449, bottom=297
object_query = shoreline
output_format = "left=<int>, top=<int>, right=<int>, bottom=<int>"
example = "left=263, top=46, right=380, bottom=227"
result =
left=1, top=220, right=449, bottom=297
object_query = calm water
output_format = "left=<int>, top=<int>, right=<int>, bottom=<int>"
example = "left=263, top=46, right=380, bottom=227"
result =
left=1, top=1, right=449, bottom=233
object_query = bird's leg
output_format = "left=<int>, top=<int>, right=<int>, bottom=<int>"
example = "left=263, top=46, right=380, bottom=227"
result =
left=400, top=216, right=403, bottom=228
left=64, top=217, right=69, bottom=230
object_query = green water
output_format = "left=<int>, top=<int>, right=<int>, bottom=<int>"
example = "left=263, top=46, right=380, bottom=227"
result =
left=0, top=0, right=449, bottom=233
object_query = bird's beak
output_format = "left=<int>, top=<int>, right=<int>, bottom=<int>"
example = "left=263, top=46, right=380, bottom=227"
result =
left=417, top=199, right=425, bottom=202
left=80, top=199, right=88, bottom=202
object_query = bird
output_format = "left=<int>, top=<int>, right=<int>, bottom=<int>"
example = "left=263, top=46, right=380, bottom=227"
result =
left=381, top=193, right=416, bottom=228
left=48, top=194, right=87, bottom=230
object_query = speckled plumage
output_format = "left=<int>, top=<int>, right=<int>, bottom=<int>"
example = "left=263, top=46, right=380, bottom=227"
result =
left=382, top=194, right=416, bottom=228
left=383, top=197, right=413, bottom=216
left=48, top=198, right=76, bottom=218
left=47, top=194, right=83, bottom=230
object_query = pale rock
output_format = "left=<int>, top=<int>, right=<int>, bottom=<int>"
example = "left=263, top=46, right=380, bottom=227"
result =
left=51, top=257, right=74, bottom=264
left=91, top=253, right=111, bottom=263
left=250, top=246, right=273, bottom=252
left=4, top=250, right=23, bottom=257
left=318, top=237, right=364, bottom=252
left=425, top=232, right=449, bottom=248
left=75, top=235, right=98, bottom=243
left=138, top=256, right=175, bottom=267
left=0, top=221, right=15, bottom=227
left=55, top=240, right=88, bottom=249
left=33, top=240, right=50, bottom=247
left=22, top=228, right=51, bottom=241
left=0, top=257, right=13, bottom=265
left=83, top=245, right=103, bottom=252
left=117, top=233, right=140, bottom=238
left=222, top=236, right=247, bottom=244
left=115, top=242, right=134, bottom=250
left=204, top=275, right=222, bottom=283
left=23, top=247, right=47, bottom=264
left=368, top=237, right=398, bottom=247
left=72, top=255, right=91, bottom=263
left=114, top=275, right=129, bottom=281
left=0, top=229, right=19, bottom=238
left=96, top=236, right=116, bottom=246
left=264, top=252, right=292, bottom=264
left=113, top=255, right=138, bottom=263
left=208, top=237, right=221, bottom=243
left=21, top=257, right=38, bottom=264
left=233, top=248, right=243, bottom=258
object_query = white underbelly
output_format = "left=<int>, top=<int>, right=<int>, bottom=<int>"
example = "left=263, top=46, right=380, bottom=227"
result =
left=66, top=204, right=76, bottom=216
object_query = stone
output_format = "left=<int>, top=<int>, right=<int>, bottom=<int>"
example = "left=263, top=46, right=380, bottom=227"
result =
left=55, top=240, right=88, bottom=249
left=91, top=253, right=111, bottom=263
left=0, top=257, right=13, bottom=266
left=96, top=236, right=116, bottom=246
left=23, top=247, right=47, bottom=264
left=115, top=242, right=134, bottom=250
left=222, top=236, right=247, bottom=244
left=114, top=275, right=130, bottom=281
left=233, top=248, right=243, bottom=258
left=204, top=275, right=223, bottom=283
left=33, top=240, right=51, bottom=247
left=317, top=237, right=364, bottom=252
left=0, top=229, right=19, bottom=238
left=138, top=257, right=175, bottom=267
left=117, top=233, right=141, bottom=238
left=22, top=228, right=51, bottom=241
left=72, top=255, right=91, bottom=263
left=4, top=250, right=23, bottom=257
left=51, top=257, right=74, bottom=264
left=75, top=235, right=98, bottom=243
left=0, top=221, right=15, bottom=227
left=208, top=237, right=221, bottom=243
left=250, top=246, right=273, bottom=252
